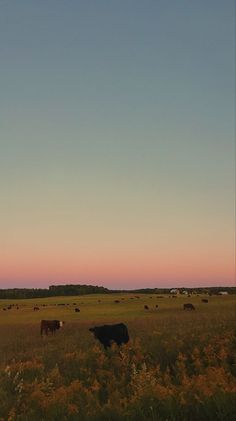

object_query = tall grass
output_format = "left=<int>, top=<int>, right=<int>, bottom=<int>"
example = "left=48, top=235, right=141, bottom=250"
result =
left=0, top=294, right=235, bottom=420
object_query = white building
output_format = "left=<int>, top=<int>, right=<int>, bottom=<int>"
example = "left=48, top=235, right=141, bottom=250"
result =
left=170, top=288, right=179, bottom=294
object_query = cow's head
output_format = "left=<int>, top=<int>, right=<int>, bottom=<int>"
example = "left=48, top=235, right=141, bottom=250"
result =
left=89, top=327, right=99, bottom=338
left=60, top=321, right=65, bottom=327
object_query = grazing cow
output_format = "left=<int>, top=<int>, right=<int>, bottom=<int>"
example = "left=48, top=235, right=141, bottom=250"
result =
left=114, top=300, right=120, bottom=303
left=202, top=299, right=208, bottom=303
left=183, top=303, right=195, bottom=311
left=155, top=305, right=159, bottom=309
left=89, top=323, right=129, bottom=349
left=73, top=303, right=77, bottom=305
left=3, top=308, right=7, bottom=311
left=34, top=306, right=40, bottom=311
left=75, top=308, right=80, bottom=312
left=144, top=305, right=149, bottom=310
left=40, top=320, right=65, bottom=336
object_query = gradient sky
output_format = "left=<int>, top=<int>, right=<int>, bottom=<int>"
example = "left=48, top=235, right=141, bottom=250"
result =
left=0, top=0, right=235, bottom=289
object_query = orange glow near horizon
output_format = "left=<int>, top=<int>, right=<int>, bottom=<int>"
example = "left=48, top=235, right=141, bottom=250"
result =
left=1, top=244, right=234, bottom=288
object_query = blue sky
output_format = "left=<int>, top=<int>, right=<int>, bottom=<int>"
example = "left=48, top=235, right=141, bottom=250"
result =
left=0, top=1, right=235, bottom=288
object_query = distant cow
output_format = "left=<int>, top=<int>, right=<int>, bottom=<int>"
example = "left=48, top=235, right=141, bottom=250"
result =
left=34, top=306, right=40, bottom=311
left=202, top=299, right=208, bottom=303
left=75, top=308, right=80, bottom=312
left=144, top=305, right=149, bottom=310
left=40, top=320, right=65, bottom=336
left=183, top=303, right=195, bottom=311
left=114, top=300, right=120, bottom=303
left=155, top=305, right=159, bottom=309
left=89, top=323, right=129, bottom=349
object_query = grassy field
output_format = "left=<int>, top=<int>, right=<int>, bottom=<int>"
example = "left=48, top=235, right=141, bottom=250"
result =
left=0, top=293, right=235, bottom=420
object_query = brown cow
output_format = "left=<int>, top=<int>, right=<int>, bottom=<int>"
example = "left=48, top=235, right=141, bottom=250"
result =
left=183, top=303, right=195, bottom=311
left=40, top=320, right=65, bottom=336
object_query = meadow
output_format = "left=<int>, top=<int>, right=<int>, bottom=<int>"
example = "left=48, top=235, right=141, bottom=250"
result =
left=0, top=293, right=235, bottom=421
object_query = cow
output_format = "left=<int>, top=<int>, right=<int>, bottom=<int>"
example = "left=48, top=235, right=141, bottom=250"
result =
left=89, top=323, right=129, bottom=349
left=75, top=308, right=80, bottom=313
left=34, top=306, right=40, bottom=311
left=40, top=320, right=65, bottom=336
left=114, top=300, right=120, bottom=303
left=144, top=305, right=149, bottom=310
left=155, top=305, right=159, bottom=309
left=202, top=299, right=208, bottom=303
left=183, top=303, right=195, bottom=311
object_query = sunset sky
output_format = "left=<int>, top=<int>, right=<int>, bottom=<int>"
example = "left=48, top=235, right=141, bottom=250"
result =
left=0, top=1, right=235, bottom=289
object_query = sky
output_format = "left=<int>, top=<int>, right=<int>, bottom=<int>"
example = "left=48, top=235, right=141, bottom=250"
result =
left=0, top=0, right=235, bottom=289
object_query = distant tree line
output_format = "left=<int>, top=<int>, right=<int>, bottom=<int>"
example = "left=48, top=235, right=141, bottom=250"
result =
left=0, top=284, right=109, bottom=299
left=130, top=287, right=236, bottom=295
left=0, top=285, right=235, bottom=299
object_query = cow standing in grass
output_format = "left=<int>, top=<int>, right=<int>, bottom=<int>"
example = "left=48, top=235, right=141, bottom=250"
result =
left=40, top=320, right=65, bottom=336
left=183, top=303, right=195, bottom=311
left=89, top=323, right=129, bottom=349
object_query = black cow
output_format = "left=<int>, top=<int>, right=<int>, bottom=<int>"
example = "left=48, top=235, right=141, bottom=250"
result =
left=75, top=308, right=80, bottom=312
left=202, top=299, right=208, bottom=303
left=155, top=305, right=159, bottom=309
left=114, top=300, right=120, bottom=303
left=89, top=323, right=129, bottom=349
left=144, top=305, right=149, bottom=310
left=40, top=320, right=65, bottom=336
left=34, top=306, right=40, bottom=311
left=183, top=303, right=195, bottom=311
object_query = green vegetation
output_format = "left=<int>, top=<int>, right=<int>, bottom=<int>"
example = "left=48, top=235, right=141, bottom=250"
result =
left=0, top=285, right=235, bottom=299
left=0, top=293, right=235, bottom=420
